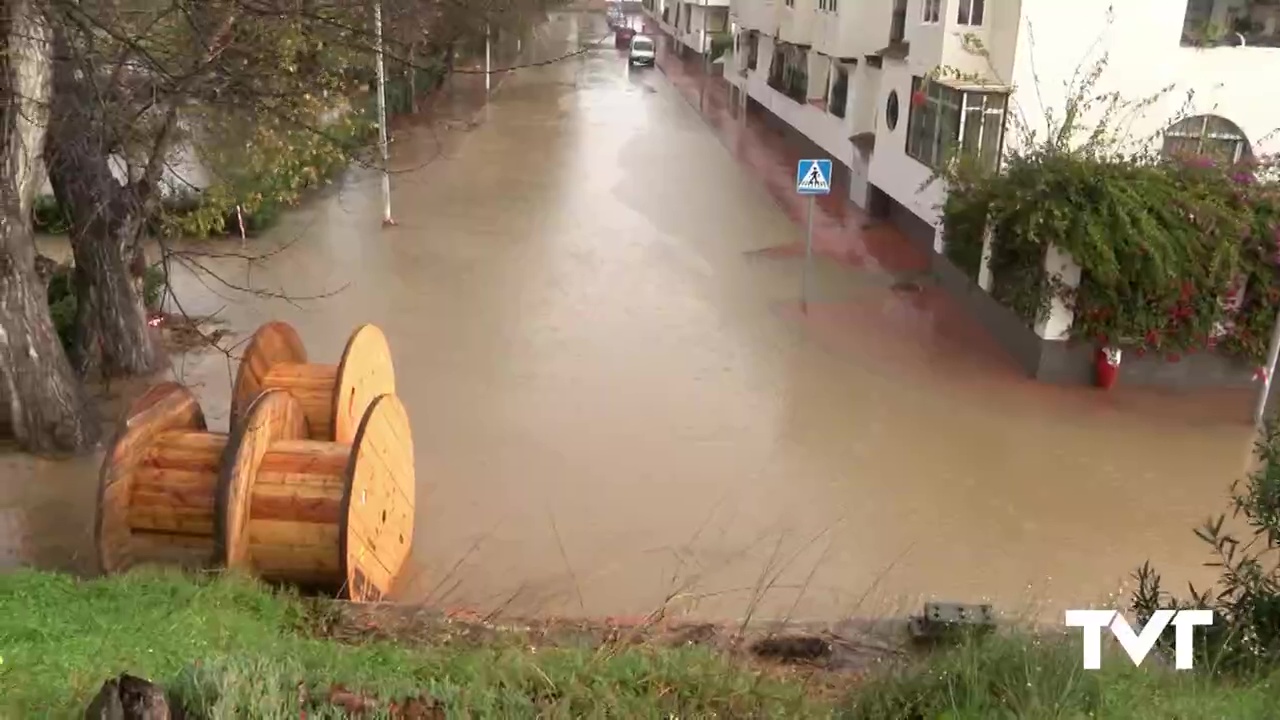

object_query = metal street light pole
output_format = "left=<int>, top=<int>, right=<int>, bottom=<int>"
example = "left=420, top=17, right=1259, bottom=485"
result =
left=373, top=0, right=394, bottom=226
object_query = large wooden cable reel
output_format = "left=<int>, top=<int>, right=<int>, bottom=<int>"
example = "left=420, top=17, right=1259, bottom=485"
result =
left=96, top=382, right=416, bottom=602
left=95, top=382, right=223, bottom=573
left=215, top=389, right=416, bottom=601
left=231, top=321, right=397, bottom=443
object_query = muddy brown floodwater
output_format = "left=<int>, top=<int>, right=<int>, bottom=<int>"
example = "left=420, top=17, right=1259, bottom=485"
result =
left=1, top=12, right=1260, bottom=623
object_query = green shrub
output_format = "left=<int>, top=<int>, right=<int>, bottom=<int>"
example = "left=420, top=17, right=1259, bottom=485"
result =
left=143, top=264, right=165, bottom=312
left=166, top=105, right=375, bottom=239
left=43, top=261, right=165, bottom=353
left=46, top=264, right=76, bottom=351
left=710, top=32, right=733, bottom=61
left=32, top=195, right=71, bottom=234
left=1132, top=418, right=1280, bottom=674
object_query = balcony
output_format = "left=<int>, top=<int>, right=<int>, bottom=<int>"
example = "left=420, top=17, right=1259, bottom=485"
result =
left=733, top=0, right=778, bottom=34
left=1183, top=0, right=1280, bottom=47
left=777, top=0, right=816, bottom=45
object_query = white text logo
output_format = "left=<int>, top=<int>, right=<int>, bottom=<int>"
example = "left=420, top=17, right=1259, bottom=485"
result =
left=1064, top=609, right=1213, bottom=669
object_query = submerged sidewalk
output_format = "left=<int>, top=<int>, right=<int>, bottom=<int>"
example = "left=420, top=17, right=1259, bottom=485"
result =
left=637, top=18, right=1255, bottom=418
left=641, top=25, right=928, bottom=276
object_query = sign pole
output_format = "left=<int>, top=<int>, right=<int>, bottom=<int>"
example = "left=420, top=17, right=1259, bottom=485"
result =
left=801, top=195, right=814, bottom=313
left=1254, top=307, right=1280, bottom=425
left=794, top=158, right=831, bottom=314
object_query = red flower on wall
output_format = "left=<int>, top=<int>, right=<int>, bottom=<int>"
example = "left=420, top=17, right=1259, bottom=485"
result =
left=911, top=89, right=928, bottom=108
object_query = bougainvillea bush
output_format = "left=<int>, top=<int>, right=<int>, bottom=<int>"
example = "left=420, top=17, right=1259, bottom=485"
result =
left=937, top=53, right=1280, bottom=365
left=945, top=150, right=1280, bottom=365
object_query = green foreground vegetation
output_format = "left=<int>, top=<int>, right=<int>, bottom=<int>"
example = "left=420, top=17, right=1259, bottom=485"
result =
left=2, top=569, right=1279, bottom=719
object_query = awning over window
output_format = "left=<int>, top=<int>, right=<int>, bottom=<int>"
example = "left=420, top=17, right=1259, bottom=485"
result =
left=850, top=132, right=876, bottom=155
left=870, top=42, right=909, bottom=61
left=929, top=76, right=1013, bottom=93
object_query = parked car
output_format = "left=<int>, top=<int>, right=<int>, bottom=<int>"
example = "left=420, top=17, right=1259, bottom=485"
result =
left=628, top=34, right=656, bottom=67
left=615, top=26, right=636, bottom=49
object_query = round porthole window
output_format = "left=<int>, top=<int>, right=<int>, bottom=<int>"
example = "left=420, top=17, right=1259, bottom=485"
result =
left=886, top=91, right=900, bottom=131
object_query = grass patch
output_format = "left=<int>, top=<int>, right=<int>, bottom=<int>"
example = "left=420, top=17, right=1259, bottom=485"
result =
left=5, top=569, right=1280, bottom=717
left=841, top=632, right=1280, bottom=719
left=0, top=569, right=827, bottom=717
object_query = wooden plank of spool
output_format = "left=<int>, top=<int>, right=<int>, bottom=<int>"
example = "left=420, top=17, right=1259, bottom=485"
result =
left=231, top=321, right=396, bottom=444
left=95, top=383, right=222, bottom=573
left=215, top=389, right=308, bottom=572
left=217, top=390, right=415, bottom=601
left=341, top=394, right=416, bottom=603
left=332, top=325, right=397, bottom=445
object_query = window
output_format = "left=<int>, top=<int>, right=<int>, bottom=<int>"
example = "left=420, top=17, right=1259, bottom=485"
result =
left=922, top=0, right=941, bottom=23
left=767, top=42, right=808, bottom=103
left=890, top=0, right=908, bottom=42
left=885, top=90, right=899, bottom=131
left=1182, top=0, right=1280, bottom=47
left=830, top=65, right=849, bottom=118
left=905, top=77, right=1007, bottom=171
left=747, top=31, right=759, bottom=70
left=957, top=0, right=984, bottom=26
left=1161, top=115, right=1252, bottom=164
left=785, top=0, right=794, bottom=6
left=819, top=0, right=838, bottom=11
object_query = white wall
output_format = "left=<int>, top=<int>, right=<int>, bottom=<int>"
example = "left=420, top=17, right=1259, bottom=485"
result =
left=866, top=61, right=947, bottom=226
left=38, top=130, right=211, bottom=200
left=903, top=0, right=947, bottom=68
left=1008, top=0, right=1280, bottom=157
left=732, top=0, right=778, bottom=35
left=677, top=4, right=731, bottom=51
left=810, top=7, right=858, bottom=58
left=745, top=35, right=856, bottom=167
left=864, top=0, right=1280, bottom=231
left=778, top=0, right=817, bottom=44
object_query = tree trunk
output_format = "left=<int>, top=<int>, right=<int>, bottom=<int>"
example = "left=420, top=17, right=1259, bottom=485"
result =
left=0, top=0, right=98, bottom=454
left=44, top=22, right=161, bottom=378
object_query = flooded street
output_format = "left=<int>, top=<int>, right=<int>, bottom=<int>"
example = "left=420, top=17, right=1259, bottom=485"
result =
left=1, top=12, right=1259, bottom=623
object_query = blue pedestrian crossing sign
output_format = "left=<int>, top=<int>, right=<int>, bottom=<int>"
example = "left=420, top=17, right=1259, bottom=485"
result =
left=796, top=159, right=833, bottom=195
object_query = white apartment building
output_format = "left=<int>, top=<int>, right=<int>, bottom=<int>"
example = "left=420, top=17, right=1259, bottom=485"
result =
left=646, top=0, right=732, bottom=55
left=721, top=0, right=1280, bottom=381
left=726, top=0, right=1278, bottom=246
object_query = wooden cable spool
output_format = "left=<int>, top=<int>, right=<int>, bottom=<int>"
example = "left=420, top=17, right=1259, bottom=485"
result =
left=232, top=321, right=396, bottom=443
left=96, top=382, right=226, bottom=573
left=97, top=382, right=416, bottom=602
